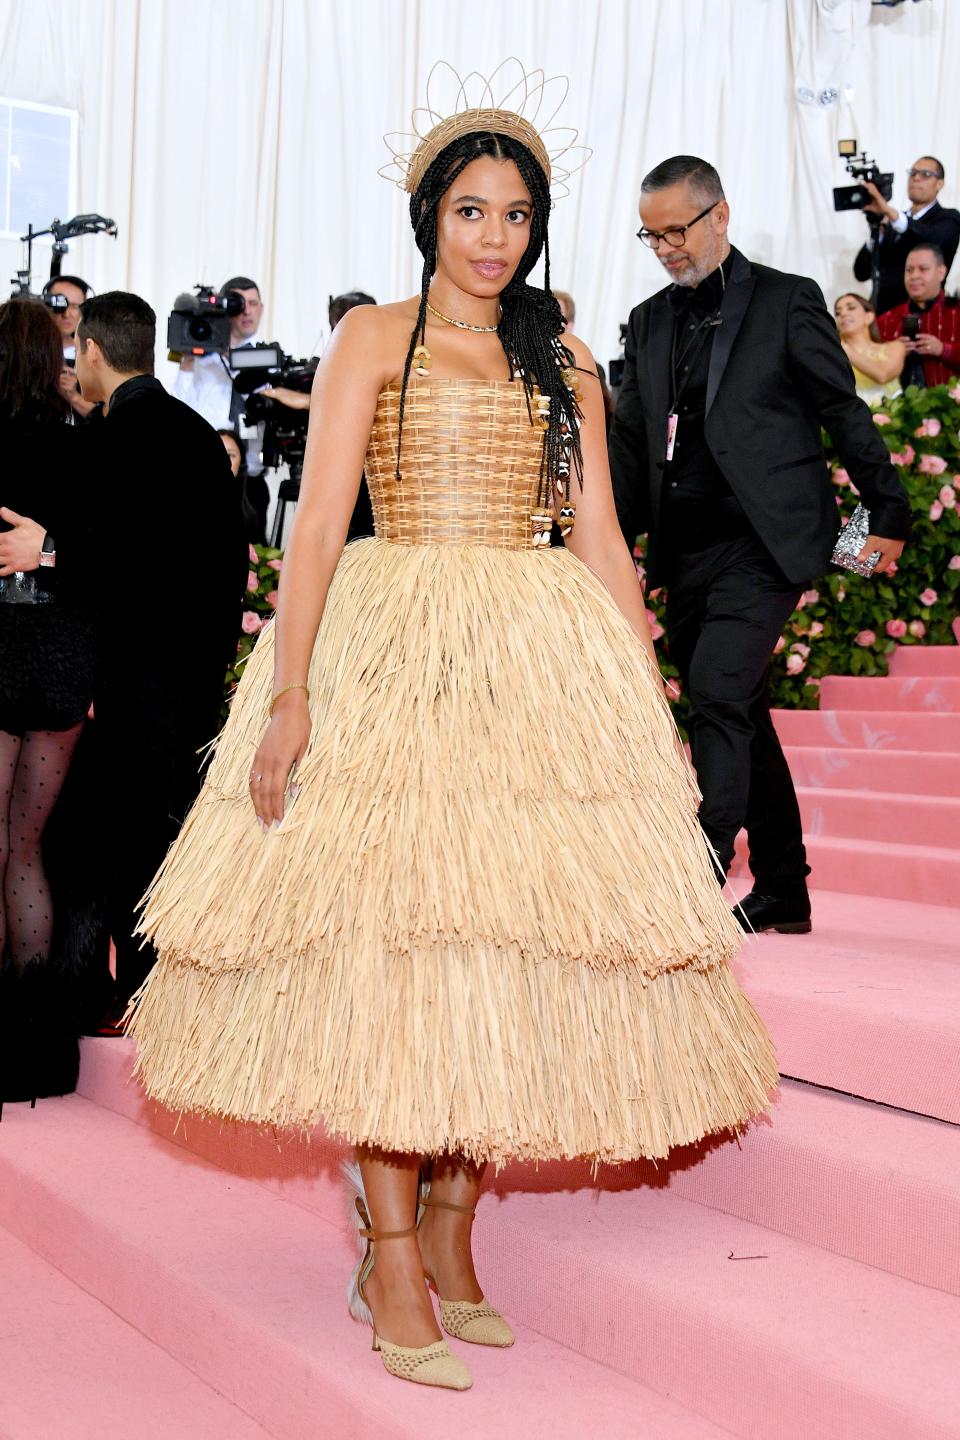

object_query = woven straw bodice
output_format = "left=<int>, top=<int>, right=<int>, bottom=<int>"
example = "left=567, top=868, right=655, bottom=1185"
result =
left=364, top=379, right=544, bottom=548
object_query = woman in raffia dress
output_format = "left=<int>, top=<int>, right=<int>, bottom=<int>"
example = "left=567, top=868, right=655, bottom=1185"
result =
left=128, top=63, right=777, bottom=1393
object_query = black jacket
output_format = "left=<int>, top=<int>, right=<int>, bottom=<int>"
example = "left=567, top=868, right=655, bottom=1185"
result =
left=608, top=247, right=911, bottom=587
left=853, top=200, right=960, bottom=316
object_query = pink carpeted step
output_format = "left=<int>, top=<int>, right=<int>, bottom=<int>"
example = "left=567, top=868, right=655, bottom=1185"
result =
left=4, top=1097, right=955, bottom=1440
left=818, top=675, right=960, bottom=712
left=0, top=1228, right=272, bottom=1440
left=784, top=746, right=960, bottom=797
left=731, top=830, right=960, bottom=906
left=773, top=707, right=960, bottom=751
left=890, top=646, right=960, bottom=676
left=732, top=888, right=960, bottom=1123
left=0, top=1100, right=728, bottom=1440
left=796, top=787, right=960, bottom=847
left=75, top=1042, right=960, bottom=1300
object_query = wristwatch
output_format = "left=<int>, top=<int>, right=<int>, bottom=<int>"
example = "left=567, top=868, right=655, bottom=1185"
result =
left=38, top=532, right=56, bottom=568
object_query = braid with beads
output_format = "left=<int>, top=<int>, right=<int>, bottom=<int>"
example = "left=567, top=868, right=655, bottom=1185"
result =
left=395, top=131, right=584, bottom=509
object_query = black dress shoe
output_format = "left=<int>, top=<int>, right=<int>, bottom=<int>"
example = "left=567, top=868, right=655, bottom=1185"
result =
left=734, top=888, right=812, bottom=935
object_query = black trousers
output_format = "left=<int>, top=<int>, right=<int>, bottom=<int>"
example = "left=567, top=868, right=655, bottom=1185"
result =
left=663, top=531, right=810, bottom=886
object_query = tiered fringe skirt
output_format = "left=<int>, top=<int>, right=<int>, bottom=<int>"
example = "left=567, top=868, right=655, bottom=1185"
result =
left=128, top=540, right=777, bottom=1163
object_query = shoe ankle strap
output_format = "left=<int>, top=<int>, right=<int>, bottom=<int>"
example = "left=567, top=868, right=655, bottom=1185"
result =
left=355, top=1195, right=419, bottom=1242
left=420, top=1195, right=476, bottom=1217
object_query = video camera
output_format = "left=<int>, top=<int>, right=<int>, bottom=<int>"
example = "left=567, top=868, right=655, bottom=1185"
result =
left=833, top=139, right=894, bottom=213
left=230, top=343, right=318, bottom=474
left=167, top=284, right=245, bottom=356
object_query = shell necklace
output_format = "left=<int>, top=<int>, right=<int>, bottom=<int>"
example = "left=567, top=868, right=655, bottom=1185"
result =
left=426, top=300, right=500, bottom=333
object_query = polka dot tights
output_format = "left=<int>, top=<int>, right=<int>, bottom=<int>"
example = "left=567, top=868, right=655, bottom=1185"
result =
left=0, top=724, right=83, bottom=971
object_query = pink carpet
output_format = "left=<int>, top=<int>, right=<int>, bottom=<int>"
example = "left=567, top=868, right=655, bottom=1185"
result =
left=0, top=643, right=958, bottom=1438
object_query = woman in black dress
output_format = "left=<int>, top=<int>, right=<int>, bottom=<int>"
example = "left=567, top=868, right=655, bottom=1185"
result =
left=0, top=299, right=96, bottom=1106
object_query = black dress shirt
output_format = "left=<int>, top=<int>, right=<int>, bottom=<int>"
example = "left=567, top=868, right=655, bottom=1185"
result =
left=662, top=256, right=748, bottom=551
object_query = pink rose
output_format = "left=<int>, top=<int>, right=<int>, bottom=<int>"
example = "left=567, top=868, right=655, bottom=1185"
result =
left=808, top=621, right=824, bottom=636
left=248, top=543, right=259, bottom=565
left=890, top=445, right=916, bottom=467
left=267, top=558, right=283, bottom=570
left=950, top=385, right=960, bottom=403
left=854, top=630, right=876, bottom=647
left=241, top=610, right=262, bottom=635
left=919, top=453, right=948, bottom=476
left=833, top=467, right=851, bottom=487
left=246, top=570, right=259, bottom=592
left=790, top=642, right=811, bottom=659
left=786, top=652, right=806, bottom=675
left=650, top=620, right=665, bottom=641
left=802, top=589, right=819, bottom=606
left=886, top=561, right=898, bottom=575
left=266, top=591, right=279, bottom=609
left=885, top=619, right=908, bottom=639
left=909, top=620, right=926, bottom=638
left=948, top=555, right=960, bottom=571
left=773, top=636, right=786, bottom=654
left=930, top=501, right=944, bottom=521
left=919, top=588, right=938, bottom=607
left=939, top=484, right=957, bottom=509
left=915, top=417, right=942, bottom=437
left=836, top=585, right=846, bottom=601
left=804, top=676, right=821, bottom=689
left=873, top=413, right=891, bottom=426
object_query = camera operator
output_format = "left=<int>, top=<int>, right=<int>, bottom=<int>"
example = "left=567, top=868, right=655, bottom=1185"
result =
left=42, top=275, right=101, bottom=422
left=258, top=291, right=375, bottom=542
left=854, top=157, right=960, bottom=316
left=875, top=243, right=960, bottom=389
left=173, top=274, right=266, bottom=473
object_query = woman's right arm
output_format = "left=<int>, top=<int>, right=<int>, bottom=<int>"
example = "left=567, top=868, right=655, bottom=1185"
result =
left=851, top=338, right=907, bottom=384
left=251, top=308, right=388, bottom=826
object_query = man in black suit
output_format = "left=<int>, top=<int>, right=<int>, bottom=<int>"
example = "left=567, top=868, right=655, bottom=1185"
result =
left=609, top=156, right=911, bottom=934
left=854, top=155, right=960, bottom=316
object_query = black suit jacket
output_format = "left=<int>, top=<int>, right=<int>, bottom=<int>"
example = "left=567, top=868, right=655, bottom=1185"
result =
left=72, top=377, right=247, bottom=790
left=854, top=200, right=960, bottom=315
left=608, top=247, right=911, bottom=587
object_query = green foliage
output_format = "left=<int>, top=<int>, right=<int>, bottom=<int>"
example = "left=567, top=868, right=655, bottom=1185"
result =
left=221, top=543, right=283, bottom=720
left=633, top=382, right=960, bottom=717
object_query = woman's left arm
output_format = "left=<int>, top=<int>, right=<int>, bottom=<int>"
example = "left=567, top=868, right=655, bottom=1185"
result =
left=559, top=338, right=672, bottom=692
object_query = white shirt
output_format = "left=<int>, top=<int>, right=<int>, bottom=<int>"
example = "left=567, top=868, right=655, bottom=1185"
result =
left=866, top=199, right=937, bottom=249
left=173, top=333, right=264, bottom=473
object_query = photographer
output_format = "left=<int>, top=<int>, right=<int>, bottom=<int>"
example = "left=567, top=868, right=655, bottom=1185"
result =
left=42, top=275, right=100, bottom=422
left=876, top=243, right=960, bottom=388
left=854, top=157, right=960, bottom=315
left=173, top=274, right=266, bottom=473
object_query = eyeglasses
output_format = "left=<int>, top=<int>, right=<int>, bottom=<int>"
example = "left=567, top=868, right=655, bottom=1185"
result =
left=907, top=168, right=942, bottom=181
left=637, top=201, right=720, bottom=249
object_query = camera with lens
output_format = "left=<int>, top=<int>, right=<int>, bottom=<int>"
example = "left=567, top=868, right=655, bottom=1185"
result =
left=167, top=284, right=245, bottom=356
left=230, top=343, right=318, bottom=475
left=833, top=139, right=894, bottom=214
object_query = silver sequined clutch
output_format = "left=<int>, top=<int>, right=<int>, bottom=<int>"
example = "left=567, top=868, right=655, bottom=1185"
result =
left=832, top=503, right=880, bottom=577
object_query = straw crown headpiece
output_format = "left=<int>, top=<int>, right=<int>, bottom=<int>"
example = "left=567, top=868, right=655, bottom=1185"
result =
left=380, top=58, right=591, bottom=200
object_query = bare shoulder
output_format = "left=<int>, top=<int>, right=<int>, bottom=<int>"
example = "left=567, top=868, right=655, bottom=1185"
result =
left=562, top=332, right=601, bottom=385
left=324, top=300, right=419, bottom=386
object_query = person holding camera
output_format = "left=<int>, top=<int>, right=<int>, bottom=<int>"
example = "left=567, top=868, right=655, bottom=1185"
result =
left=0, top=298, right=97, bottom=1104
left=42, top=275, right=101, bottom=423
left=854, top=157, right=960, bottom=316
left=173, top=275, right=266, bottom=473
left=875, top=243, right=960, bottom=389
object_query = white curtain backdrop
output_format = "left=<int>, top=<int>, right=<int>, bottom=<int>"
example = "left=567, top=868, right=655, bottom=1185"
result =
left=1, top=0, right=958, bottom=382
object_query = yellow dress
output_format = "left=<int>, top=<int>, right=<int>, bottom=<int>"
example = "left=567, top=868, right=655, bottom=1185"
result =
left=128, top=378, right=777, bottom=1164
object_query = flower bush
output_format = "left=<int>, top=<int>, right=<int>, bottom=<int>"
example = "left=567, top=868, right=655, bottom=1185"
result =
left=222, top=543, right=283, bottom=716
left=634, top=382, right=960, bottom=715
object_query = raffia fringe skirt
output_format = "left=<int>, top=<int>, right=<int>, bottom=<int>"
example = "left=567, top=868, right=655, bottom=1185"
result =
left=128, top=539, right=777, bottom=1164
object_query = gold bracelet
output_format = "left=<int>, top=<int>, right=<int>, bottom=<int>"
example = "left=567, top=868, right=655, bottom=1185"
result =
left=270, top=682, right=309, bottom=714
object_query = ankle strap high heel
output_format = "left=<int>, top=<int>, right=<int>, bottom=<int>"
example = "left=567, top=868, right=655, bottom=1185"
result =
left=345, top=1177, right=472, bottom=1391
left=418, top=1191, right=515, bottom=1349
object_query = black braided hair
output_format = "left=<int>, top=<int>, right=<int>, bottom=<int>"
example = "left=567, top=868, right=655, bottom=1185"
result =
left=395, top=131, right=584, bottom=508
